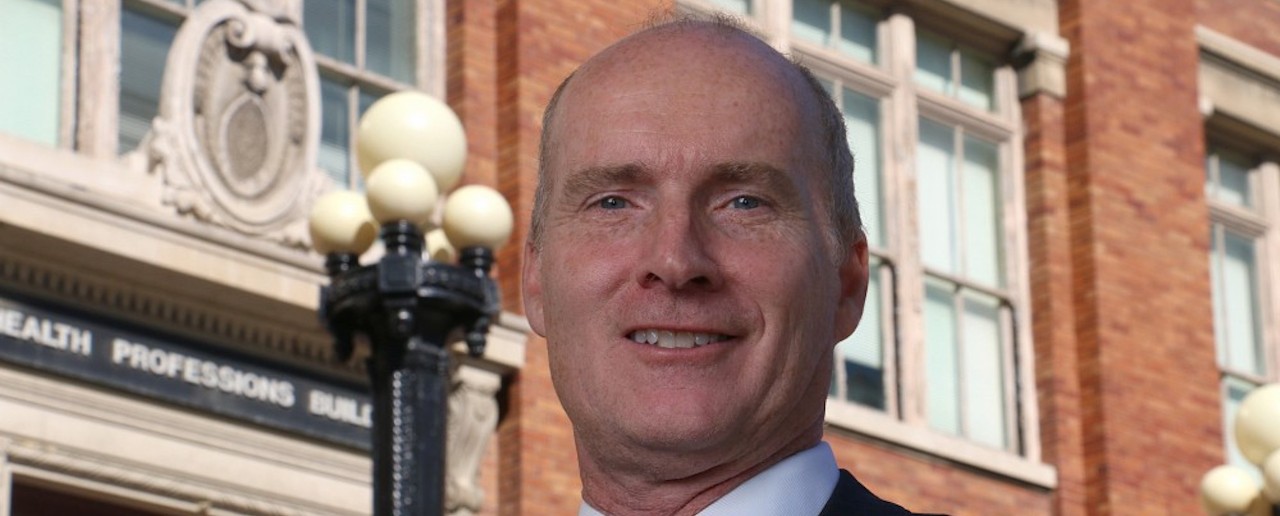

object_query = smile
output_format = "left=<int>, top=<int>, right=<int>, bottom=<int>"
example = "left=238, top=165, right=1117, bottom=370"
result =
left=627, top=330, right=731, bottom=349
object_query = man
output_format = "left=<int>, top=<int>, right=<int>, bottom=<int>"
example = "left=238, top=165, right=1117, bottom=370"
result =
left=522, top=15, right=918, bottom=516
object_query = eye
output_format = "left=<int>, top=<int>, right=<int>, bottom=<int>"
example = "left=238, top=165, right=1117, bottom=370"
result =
left=597, top=195, right=629, bottom=210
left=730, top=195, right=762, bottom=209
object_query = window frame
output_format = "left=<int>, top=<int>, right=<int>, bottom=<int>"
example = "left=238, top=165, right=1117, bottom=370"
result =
left=63, top=0, right=443, bottom=176
left=1204, top=131, right=1280, bottom=474
left=680, top=0, right=1047, bottom=484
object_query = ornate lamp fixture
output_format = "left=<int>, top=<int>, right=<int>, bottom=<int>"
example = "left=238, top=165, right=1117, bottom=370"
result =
left=308, top=91, right=513, bottom=516
left=1200, top=383, right=1280, bottom=516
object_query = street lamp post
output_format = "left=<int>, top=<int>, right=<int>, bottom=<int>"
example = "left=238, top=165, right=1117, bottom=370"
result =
left=1200, top=383, right=1280, bottom=516
left=308, top=92, right=513, bottom=516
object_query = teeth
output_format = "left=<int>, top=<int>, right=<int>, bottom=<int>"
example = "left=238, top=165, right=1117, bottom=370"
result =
left=628, top=330, right=729, bottom=349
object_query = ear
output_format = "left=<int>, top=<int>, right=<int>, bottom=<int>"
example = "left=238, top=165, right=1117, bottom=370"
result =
left=833, top=232, right=870, bottom=343
left=522, top=240, right=548, bottom=337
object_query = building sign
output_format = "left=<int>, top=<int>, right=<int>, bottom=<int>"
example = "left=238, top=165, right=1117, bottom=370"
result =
left=0, top=292, right=371, bottom=450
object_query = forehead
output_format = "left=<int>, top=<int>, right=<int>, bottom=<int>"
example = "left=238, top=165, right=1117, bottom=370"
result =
left=545, top=27, right=821, bottom=186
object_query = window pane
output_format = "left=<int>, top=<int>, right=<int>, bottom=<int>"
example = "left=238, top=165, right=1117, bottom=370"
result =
left=709, top=0, right=752, bottom=14
left=792, top=0, right=832, bottom=47
left=1222, top=377, right=1262, bottom=477
left=1213, top=229, right=1263, bottom=375
left=119, top=8, right=178, bottom=153
left=963, top=136, right=1001, bottom=286
left=835, top=258, right=884, bottom=409
left=959, top=51, right=995, bottom=111
left=1211, top=148, right=1253, bottom=208
left=915, top=32, right=951, bottom=95
left=366, top=0, right=415, bottom=83
left=0, top=0, right=61, bottom=145
left=837, top=3, right=877, bottom=63
left=319, top=78, right=352, bottom=186
left=918, top=118, right=957, bottom=273
left=925, top=279, right=959, bottom=435
left=305, top=0, right=356, bottom=65
left=844, top=88, right=882, bottom=248
left=962, top=292, right=1005, bottom=448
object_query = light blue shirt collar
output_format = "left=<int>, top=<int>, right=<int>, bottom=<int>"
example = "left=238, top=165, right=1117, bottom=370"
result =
left=579, top=442, right=839, bottom=516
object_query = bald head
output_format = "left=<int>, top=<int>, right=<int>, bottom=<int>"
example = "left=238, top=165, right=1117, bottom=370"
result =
left=532, top=17, right=860, bottom=254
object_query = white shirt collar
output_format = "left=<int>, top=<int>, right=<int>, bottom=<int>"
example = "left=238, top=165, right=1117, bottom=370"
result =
left=578, top=442, right=839, bottom=516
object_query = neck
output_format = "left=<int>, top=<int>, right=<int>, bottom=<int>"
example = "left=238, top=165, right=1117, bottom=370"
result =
left=577, top=424, right=824, bottom=516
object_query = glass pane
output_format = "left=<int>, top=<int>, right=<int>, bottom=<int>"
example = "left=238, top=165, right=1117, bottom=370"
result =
left=709, top=0, right=752, bottom=14
left=119, top=8, right=178, bottom=153
left=304, top=0, right=356, bottom=65
left=844, top=88, right=882, bottom=248
left=319, top=78, right=352, bottom=187
left=962, top=292, right=1005, bottom=448
left=925, top=278, right=959, bottom=435
left=918, top=118, right=957, bottom=273
left=352, top=88, right=383, bottom=187
left=963, top=136, right=1001, bottom=286
left=366, top=0, right=415, bottom=83
left=959, top=51, right=995, bottom=111
left=792, top=0, right=832, bottom=47
left=1221, top=230, right=1263, bottom=375
left=1215, top=149, right=1253, bottom=208
left=915, top=32, right=951, bottom=95
left=837, top=3, right=877, bottom=63
left=835, top=258, right=884, bottom=409
left=1211, top=226, right=1229, bottom=367
left=1223, top=377, right=1262, bottom=477
left=0, top=0, right=61, bottom=145
left=818, top=76, right=836, bottom=97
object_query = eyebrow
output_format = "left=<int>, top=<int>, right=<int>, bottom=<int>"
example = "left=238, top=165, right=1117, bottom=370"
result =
left=706, top=161, right=801, bottom=199
left=560, top=163, right=648, bottom=202
left=558, top=160, right=803, bottom=202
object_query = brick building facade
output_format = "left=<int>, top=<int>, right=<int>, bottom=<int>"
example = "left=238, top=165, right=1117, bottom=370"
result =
left=1, top=0, right=1278, bottom=515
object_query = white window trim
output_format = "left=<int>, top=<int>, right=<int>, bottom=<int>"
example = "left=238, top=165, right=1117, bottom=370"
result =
left=1200, top=25, right=1280, bottom=387
left=680, top=0, right=1048, bottom=480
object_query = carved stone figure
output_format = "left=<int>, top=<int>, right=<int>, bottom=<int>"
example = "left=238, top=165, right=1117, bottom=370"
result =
left=141, top=0, right=321, bottom=247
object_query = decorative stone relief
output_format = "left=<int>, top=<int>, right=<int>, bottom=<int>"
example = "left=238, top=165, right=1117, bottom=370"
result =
left=141, top=0, right=322, bottom=248
left=446, top=365, right=502, bottom=516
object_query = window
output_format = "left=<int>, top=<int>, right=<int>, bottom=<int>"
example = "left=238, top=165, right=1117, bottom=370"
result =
left=305, top=0, right=420, bottom=189
left=689, top=0, right=1033, bottom=459
left=0, top=0, right=64, bottom=146
left=1205, top=142, right=1278, bottom=475
left=119, top=3, right=180, bottom=153
left=68, top=0, right=424, bottom=177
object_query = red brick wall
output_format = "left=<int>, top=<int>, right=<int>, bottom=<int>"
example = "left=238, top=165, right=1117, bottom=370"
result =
left=1197, top=0, right=1280, bottom=56
left=826, top=431, right=1053, bottom=515
left=1024, top=91, right=1088, bottom=516
left=1061, top=0, right=1221, bottom=514
left=449, top=0, right=1275, bottom=513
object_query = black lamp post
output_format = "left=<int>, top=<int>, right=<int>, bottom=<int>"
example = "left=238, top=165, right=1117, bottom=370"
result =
left=1199, top=383, right=1280, bottom=516
left=308, top=91, right=513, bottom=516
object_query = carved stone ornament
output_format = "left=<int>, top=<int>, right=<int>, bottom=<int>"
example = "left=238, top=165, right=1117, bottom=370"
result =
left=446, top=365, right=502, bottom=516
left=143, top=0, right=322, bottom=247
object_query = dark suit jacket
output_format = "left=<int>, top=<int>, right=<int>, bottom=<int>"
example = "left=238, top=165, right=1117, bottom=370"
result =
left=819, top=469, right=939, bottom=516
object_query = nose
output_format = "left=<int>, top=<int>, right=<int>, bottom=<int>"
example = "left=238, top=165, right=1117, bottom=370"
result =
left=635, top=208, right=723, bottom=291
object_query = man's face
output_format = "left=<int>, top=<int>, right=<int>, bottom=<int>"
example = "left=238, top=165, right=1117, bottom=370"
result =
left=523, top=30, right=868, bottom=476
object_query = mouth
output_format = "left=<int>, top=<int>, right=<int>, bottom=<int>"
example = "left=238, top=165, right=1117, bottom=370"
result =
left=626, top=329, right=733, bottom=349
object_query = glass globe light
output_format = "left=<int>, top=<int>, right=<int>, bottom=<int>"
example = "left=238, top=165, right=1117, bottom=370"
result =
left=308, top=191, right=377, bottom=255
left=426, top=228, right=456, bottom=263
left=441, top=185, right=514, bottom=250
left=356, top=91, right=467, bottom=192
left=1200, top=465, right=1264, bottom=515
left=1236, top=383, right=1280, bottom=465
left=1264, top=450, right=1280, bottom=503
left=365, top=159, right=439, bottom=228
